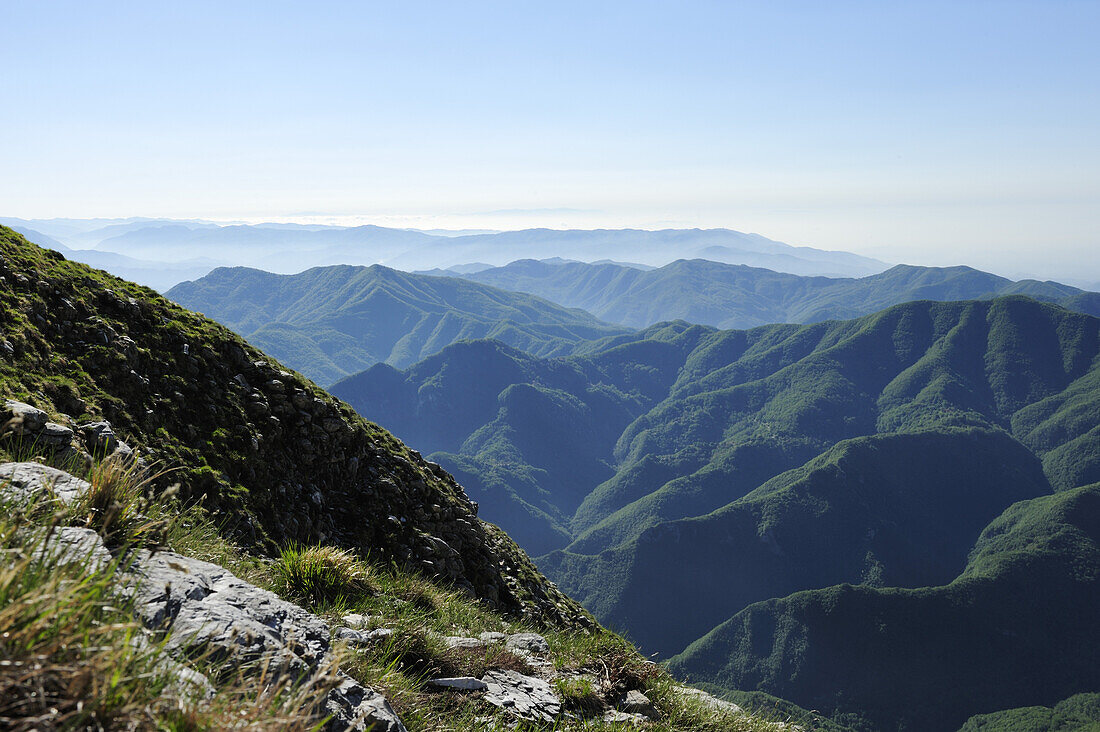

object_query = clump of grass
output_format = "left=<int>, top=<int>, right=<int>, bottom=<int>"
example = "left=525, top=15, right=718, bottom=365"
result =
left=274, top=544, right=373, bottom=609
left=546, top=629, right=661, bottom=693
left=68, top=454, right=171, bottom=546
left=0, top=519, right=161, bottom=730
left=646, top=677, right=789, bottom=732
left=553, top=675, right=605, bottom=716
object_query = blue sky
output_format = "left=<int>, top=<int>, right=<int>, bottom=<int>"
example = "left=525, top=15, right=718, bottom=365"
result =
left=2, top=1, right=1098, bottom=280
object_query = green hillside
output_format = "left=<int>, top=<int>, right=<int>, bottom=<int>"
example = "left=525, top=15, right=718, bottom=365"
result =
left=958, top=694, right=1100, bottom=731
left=665, top=484, right=1100, bottom=731
left=167, top=264, right=631, bottom=385
left=333, top=296, right=1100, bottom=728
left=460, top=258, right=1100, bottom=329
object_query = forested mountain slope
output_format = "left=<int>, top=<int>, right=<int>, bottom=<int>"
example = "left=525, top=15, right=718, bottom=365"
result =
left=167, top=264, right=630, bottom=385
left=666, top=483, right=1100, bottom=731
left=459, top=258, right=1100, bottom=329
left=333, top=297, right=1100, bottom=729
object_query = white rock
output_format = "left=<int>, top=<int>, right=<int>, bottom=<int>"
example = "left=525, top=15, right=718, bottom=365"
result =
left=481, top=669, right=562, bottom=722
left=428, top=676, right=489, bottom=691
left=505, top=632, right=550, bottom=654
left=0, top=461, right=90, bottom=505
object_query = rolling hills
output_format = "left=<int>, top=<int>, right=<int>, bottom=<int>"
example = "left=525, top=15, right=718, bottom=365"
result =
left=166, top=265, right=631, bottom=385
left=456, top=257, right=1100, bottom=329
left=331, top=296, right=1100, bottom=729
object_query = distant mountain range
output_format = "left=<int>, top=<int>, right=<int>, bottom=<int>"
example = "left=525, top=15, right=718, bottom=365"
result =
left=167, top=265, right=630, bottom=386
left=454, top=257, right=1100, bottom=328
left=8, top=226, right=222, bottom=291
left=329, top=296, right=1100, bottom=730
left=2, top=217, right=892, bottom=290
left=380, top=228, right=889, bottom=277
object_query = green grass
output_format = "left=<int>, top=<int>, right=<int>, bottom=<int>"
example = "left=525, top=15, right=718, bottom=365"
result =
left=273, top=544, right=374, bottom=609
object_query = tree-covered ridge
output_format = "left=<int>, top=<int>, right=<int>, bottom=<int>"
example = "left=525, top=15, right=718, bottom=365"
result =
left=459, top=257, right=1100, bottom=330
left=332, top=296, right=1100, bottom=729
left=665, top=483, right=1100, bottom=731
left=166, top=264, right=631, bottom=386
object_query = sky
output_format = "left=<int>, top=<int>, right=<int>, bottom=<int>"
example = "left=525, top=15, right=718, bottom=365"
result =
left=2, top=1, right=1098, bottom=282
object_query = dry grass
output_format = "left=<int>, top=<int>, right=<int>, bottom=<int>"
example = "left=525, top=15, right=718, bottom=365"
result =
left=69, top=455, right=174, bottom=546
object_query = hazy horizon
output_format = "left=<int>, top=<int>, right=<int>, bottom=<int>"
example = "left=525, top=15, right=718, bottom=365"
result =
left=3, top=1, right=1098, bottom=282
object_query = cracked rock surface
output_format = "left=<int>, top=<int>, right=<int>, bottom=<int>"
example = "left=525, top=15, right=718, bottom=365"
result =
left=481, top=669, right=562, bottom=722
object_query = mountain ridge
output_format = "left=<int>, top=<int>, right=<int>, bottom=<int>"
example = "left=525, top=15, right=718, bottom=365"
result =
left=167, top=264, right=631, bottom=385
left=457, top=257, right=1100, bottom=329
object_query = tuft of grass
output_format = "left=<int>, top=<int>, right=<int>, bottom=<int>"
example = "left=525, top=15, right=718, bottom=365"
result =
left=553, top=675, right=605, bottom=716
left=68, top=454, right=173, bottom=546
left=274, top=544, right=373, bottom=609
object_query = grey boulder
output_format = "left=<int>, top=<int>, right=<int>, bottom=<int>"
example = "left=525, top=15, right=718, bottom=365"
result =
left=505, top=632, right=550, bottom=655
left=0, top=461, right=90, bottom=505
left=129, top=550, right=331, bottom=678
left=3, top=399, right=47, bottom=432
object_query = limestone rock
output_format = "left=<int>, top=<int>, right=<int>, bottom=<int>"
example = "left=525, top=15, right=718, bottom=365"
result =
left=428, top=676, right=488, bottom=691
left=39, top=422, right=75, bottom=448
left=79, top=421, right=121, bottom=454
left=334, top=626, right=394, bottom=648
left=341, top=613, right=382, bottom=630
left=129, top=550, right=331, bottom=678
left=442, top=635, right=486, bottom=650
left=0, top=461, right=90, bottom=505
left=478, top=631, right=507, bottom=643
left=3, top=399, right=47, bottom=432
left=324, top=672, right=407, bottom=732
left=481, top=669, right=562, bottom=722
left=505, top=632, right=550, bottom=655
left=671, top=686, right=743, bottom=714
left=603, top=708, right=649, bottom=725
left=32, top=526, right=113, bottom=572
left=618, top=689, right=656, bottom=718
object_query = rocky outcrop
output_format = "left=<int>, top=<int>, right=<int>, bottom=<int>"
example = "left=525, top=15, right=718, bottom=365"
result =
left=1, top=461, right=406, bottom=732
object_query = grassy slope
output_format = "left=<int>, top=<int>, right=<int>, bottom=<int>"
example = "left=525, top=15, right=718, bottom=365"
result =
left=167, top=264, right=631, bottom=385
left=463, top=259, right=1100, bottom=330
left=0, top=225, right=584, bottom=625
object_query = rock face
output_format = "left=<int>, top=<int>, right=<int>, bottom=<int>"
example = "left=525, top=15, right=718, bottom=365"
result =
left=0, top=229, right=589, bottom=628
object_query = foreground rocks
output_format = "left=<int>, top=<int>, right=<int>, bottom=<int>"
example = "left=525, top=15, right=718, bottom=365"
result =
left=1, top=461, right=406, bottom=732
left=3, top=459, right=763, bottom=731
